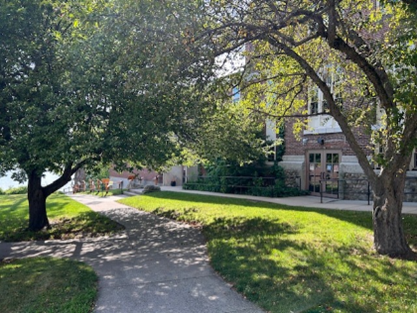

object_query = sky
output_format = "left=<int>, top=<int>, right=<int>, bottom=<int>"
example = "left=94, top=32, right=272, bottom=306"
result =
left=0, top=171, right=71, bottom=191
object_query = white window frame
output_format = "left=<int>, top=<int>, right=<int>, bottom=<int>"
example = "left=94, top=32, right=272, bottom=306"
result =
left=409, top=149, right=417, bottom=171
left=304, top=71, right=342, bottom=134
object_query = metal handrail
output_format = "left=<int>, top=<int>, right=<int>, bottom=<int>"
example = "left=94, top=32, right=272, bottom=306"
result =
left=320, top=178, right=371, bottom=204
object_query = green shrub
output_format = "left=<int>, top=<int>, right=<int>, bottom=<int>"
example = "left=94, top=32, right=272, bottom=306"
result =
left=0, top=188, right=5, bottom=195
left=184, top=159, right=308, bottom=198
left=142, top=185, right=161, bottom=194
left=184, top=179, right=308, bottom=198
left=5, top=186, right=28, bottom=195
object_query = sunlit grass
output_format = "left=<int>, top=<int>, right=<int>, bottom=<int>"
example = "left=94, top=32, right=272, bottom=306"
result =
left=119, top=191, right=417, bottom=313
left=77, top=188, right=127, bottom=197
left=0, top=257, right=97, bottom=313
left=0, top=193, right=124, bottom=242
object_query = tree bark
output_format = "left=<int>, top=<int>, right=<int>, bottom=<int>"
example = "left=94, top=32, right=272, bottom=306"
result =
left=26, top=162, right=88, bottom=231
left=28, top=171, right=50, bottom=232
left=373, top=175, right=414, bottom=258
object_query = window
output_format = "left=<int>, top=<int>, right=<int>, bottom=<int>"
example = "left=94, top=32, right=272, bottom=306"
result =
left=305, top=70, right=342, bottom=133
left=310, top=87, right=319, bottom=115
left=374, top=147, right=417, bottom=171
left=372, top=144, right=383, bottom=170
left=265, top=119, right=277, bottom=162
left=414, top=152, right=417, bottom=170
left=410, top=149, right=417, bottom=171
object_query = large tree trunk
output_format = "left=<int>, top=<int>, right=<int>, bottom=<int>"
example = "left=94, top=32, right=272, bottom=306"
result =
left=26, top=163, right=84, bottom=231
left=372, top=176, right=413, bottom=258
left=28, top=171, right=50, bottom=231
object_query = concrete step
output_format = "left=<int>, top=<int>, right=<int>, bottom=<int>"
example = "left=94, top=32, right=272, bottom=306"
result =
left=123, top=189, right=143, bottom=196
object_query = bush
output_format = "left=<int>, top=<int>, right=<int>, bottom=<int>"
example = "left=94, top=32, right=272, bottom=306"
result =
left=184, top=159, right=308, bottom=198
left=0, top=188, right=5, bottom=195
left=247, top=185, right=309, bottom=197
left=142, top=185, right=161, bottom=194
left=5, top=186, right=28, bottom=195
left=184, top=178, right=308, bottom=198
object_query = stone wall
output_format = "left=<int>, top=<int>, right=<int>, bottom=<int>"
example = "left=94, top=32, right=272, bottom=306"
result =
left=279, top=155, right=305, bottom=190
left=339, top=173, right=370, bottom=201
left=340, top=173, right=417, bottom=202
left=284, top=169, right=301, bottom=189
left=404, top=175, right=417, bottom=202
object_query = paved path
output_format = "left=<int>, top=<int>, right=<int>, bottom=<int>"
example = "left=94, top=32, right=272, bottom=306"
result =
left=2, top=189, right=416, bottom=313
left=0, top=194, right=264, bottom=313
left=158, top=186, right=417, bottom=215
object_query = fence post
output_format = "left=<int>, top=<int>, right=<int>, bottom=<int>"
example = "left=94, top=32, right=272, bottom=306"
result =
left=320, top=179, right=323, bottom=203
left=337, top=179, right=339, bottom=199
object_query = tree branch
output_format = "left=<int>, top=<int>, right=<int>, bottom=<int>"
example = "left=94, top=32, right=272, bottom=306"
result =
left=265, top=34, right=377, bottom=181
left=43, top=159, right=89, bottom=197
left=322, top=32, right=394, bottom=111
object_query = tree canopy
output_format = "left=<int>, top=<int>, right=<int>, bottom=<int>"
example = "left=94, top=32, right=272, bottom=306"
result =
left=0, top=0, right=215, bottom=230
left=3, top=0, right=417, bottom=259
left=194, top=0, right=417, bottom=258
left=0, top=0, right=270, bottom=231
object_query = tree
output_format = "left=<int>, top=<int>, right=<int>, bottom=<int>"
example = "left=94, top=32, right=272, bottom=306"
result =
left=0, top=0, right=211, bottom=231
left=197, top=0, right=417, bottom=258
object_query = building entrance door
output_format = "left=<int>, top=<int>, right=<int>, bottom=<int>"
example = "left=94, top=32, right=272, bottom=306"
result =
left=308, top=151, right=340, bottom=197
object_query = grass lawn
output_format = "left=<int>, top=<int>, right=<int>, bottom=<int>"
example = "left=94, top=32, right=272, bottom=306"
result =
left=119, top=191, right=417, bottom=313
left=0, top=193, right=124, bottom=242
left=78, top=188, right=127, bottom=197
left=0, top=257, right=97, bottom=313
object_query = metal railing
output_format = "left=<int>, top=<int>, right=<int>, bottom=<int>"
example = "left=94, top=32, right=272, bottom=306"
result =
left=319, top=178, right=371, bottom=204
left=319, top=176, right=417, bottom=204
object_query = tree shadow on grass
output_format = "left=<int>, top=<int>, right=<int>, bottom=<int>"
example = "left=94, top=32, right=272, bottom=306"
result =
left=203, top=217, right=416, bottom=313
left=142, top=192, right=417, bottom=253
left=0, top=195, right=27, bottom=217
left=1, top=211, right=124, bottom=242
left=140, top=192, right=417, bottom=313
left=146, top=191, right=417, bottom=247
left=0, top=193, right=72, bottom=226
left=0, top=257, right=97, bottom=313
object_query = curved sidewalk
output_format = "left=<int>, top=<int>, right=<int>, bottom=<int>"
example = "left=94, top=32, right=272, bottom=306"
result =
left=0, top=194, right=264, bottom=313
left=159, top=186, right=417, bottom=215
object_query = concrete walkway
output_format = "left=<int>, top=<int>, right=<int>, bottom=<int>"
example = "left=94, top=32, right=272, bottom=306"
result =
left=0, top=194, right=264, bottom=313
left=158, top=186, right=417, bottom=215
left=2, top=189, right=416, bottom=313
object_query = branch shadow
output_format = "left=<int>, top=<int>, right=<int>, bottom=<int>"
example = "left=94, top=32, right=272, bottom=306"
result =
left=0, top=206, right=260, bottom=313
left=146, top=191, right=417, bottom=246
left=203, top=217, right=384, bottom=313
left=137, top=191, right=417, bottom=312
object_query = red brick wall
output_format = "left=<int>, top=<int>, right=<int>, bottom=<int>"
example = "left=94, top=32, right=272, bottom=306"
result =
left=284, top=118, right=371, bottom=157
left=109, top=168, right=158, bottom=180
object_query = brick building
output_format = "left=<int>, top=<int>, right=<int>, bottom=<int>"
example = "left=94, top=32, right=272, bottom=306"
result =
left=109, top=166, right=198, bottom=189
left=277, top=113, right=417, bottom=201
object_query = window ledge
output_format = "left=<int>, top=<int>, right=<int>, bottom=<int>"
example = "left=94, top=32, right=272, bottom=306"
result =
left=304, top=127, right=342, bottom=135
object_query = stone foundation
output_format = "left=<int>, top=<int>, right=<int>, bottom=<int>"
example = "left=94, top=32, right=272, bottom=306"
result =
left=279, top=155, right=305, bottom=190
left=339, top=173, right=417, bottom=202
left=339, top=173, right=370, bottom=201
left=284, top=169, right=301, bottom=189
left=404, top=174, right=417, bottom=202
